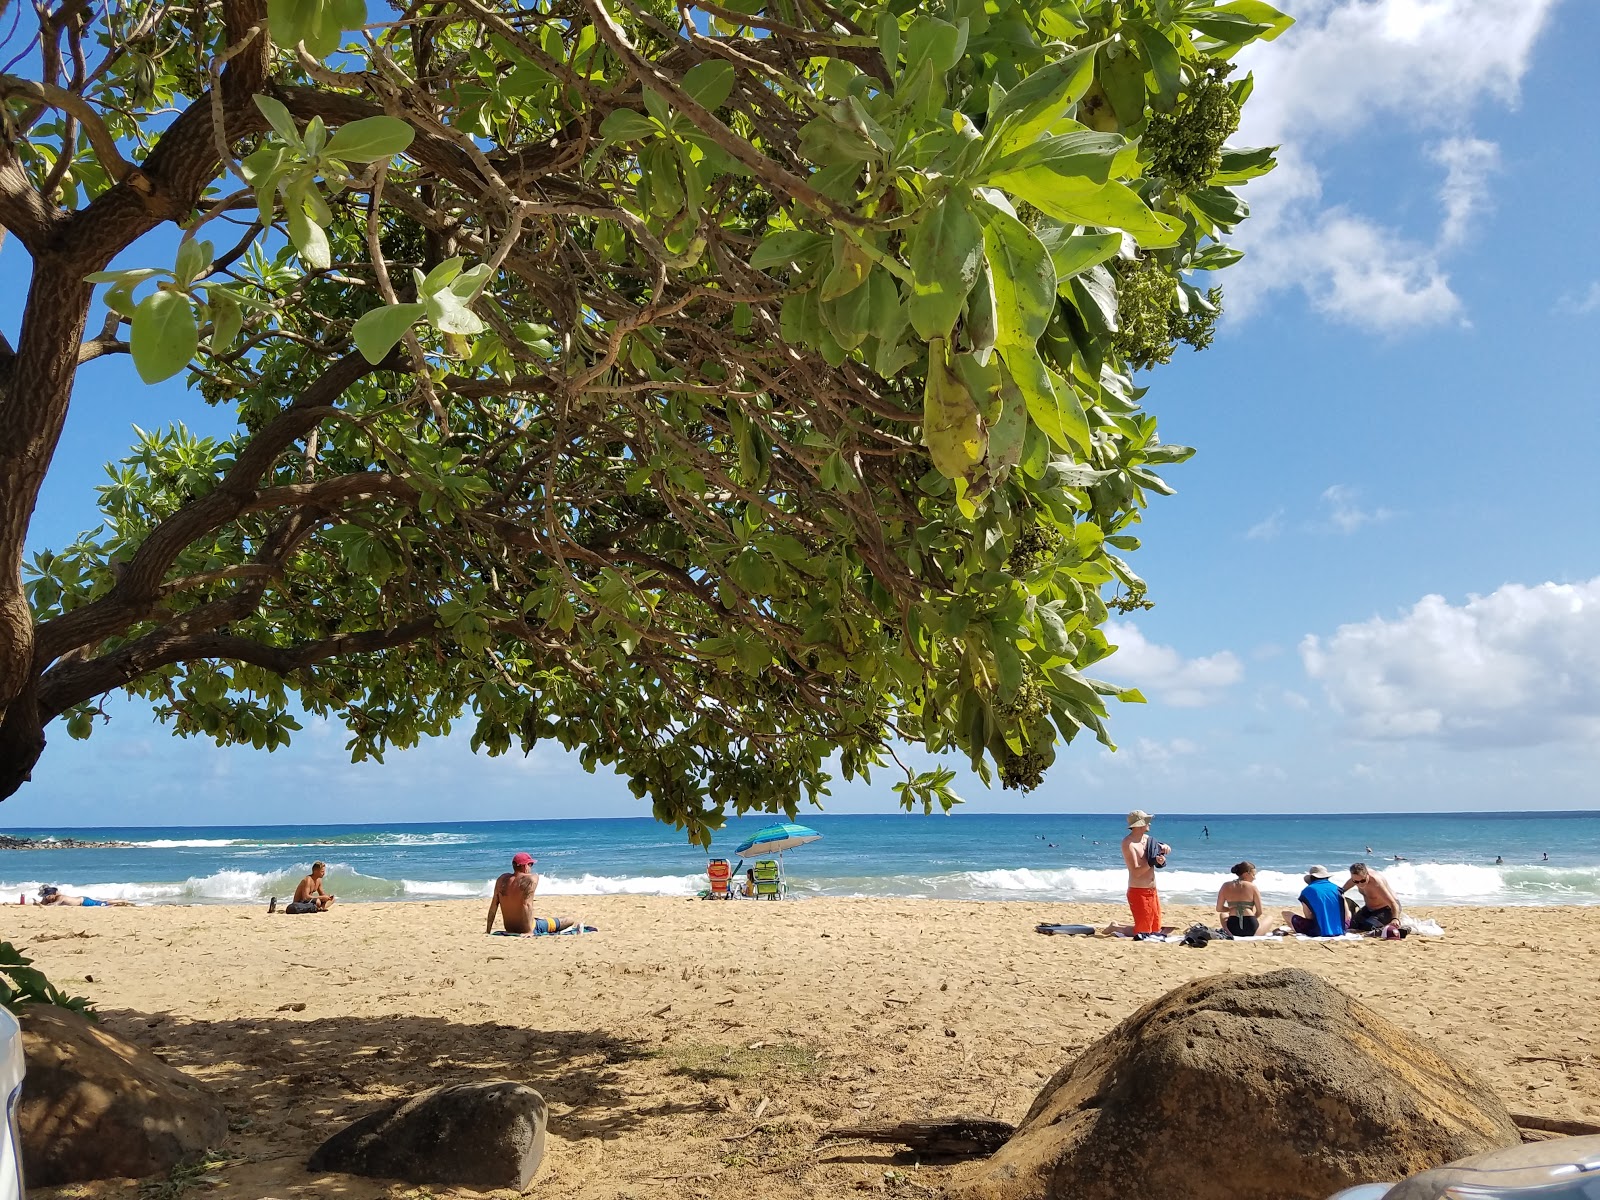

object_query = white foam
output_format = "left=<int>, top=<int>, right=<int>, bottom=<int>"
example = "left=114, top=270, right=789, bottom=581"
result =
left=132, top=839, right=241, bottom=848
left=536, top=872, right=704, bottom=896
left=401, top=879, right=493, bottom=898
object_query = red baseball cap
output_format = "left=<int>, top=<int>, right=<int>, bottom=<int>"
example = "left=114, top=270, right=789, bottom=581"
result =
left=511, top=852, right=535, bottom=867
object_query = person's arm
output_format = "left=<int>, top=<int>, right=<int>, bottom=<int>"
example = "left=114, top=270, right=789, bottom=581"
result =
left=1121, top=838, right=1138, bottom=871
left=1248, top=884, right=1263, bottom=918
left=485, top=883, right=501, bottom=934
left=1338, top=877, right=1355, bottom=894
left=1216, top=886, right=1228, bottom=919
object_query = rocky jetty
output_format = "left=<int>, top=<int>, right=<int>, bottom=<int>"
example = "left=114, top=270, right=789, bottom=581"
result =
left=0, top=834, right=134, bottom=849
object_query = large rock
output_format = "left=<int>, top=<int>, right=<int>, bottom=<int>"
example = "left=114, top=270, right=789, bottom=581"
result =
left=308, top=1080, right=547, bottom=1191
left=949, top=968, right=1518, bottom=1200
left=17, top=1006, right=227, bottom=1184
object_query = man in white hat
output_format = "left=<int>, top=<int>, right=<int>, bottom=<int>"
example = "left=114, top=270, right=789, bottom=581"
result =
left=1280, top=865, right=1347, bottom=937
left=1121, top=810, right=1169, bottom=936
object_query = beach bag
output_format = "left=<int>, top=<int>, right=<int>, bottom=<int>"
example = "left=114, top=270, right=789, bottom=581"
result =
left=1146, top=835, right=1167, bottom=869
left=1180, top=923, right=1212, bottom=948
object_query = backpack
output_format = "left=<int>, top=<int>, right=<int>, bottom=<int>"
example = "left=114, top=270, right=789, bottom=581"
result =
left=1180, top=923, right=1212, bottom=948
left=1146, top=835, right=1167, bottom=869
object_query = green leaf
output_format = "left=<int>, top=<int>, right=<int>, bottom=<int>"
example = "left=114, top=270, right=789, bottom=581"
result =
left=992, top=169, right=1183, bottom=247
left=751, top=230, right=828, bottom=271
left=352, top=302, right=425, bottom=363
left=424, top=289, right=486, bottom=336
left=322, top=116, right=416, bottom=162
left=922, top=339, right=985, bottom=481
left=130, top=290, right=199, bottom=384
left=682, top=61, right=736, bottom=109
left=207, top=291, right=243, bottom=351
left=989, top=44, right=1099, bottom=155
left=1098, top=42, right=1146, bottom=129
left=286, top=201, right=331, bottom=269
left=1037, top=228, right=1122, bottom=282
left=600, top=109, right=659, bottom=142
left=905, top=193, right=984, bottom=342
left=979, top=202, right=1056, bottom=349
left=820, top=234, right=871, bottom=301
left=173, top=238, right=213, bottom=288
left=252, top=93, right=302, bottom=144
left=1001, top=345, right=1088, bottom=454
left=1130, top=22, right=1182, bottom=111
left=419, top=257, right=466, bottom=296
left=984, top=129, right=1124, bottom=186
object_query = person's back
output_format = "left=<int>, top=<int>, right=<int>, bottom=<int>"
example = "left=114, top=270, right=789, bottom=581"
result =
left=495, top=871, right=538, bottom=932
left=1299, top=877, right=1345, bottom=936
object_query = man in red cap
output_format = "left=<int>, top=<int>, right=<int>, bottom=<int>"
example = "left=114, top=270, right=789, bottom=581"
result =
left=486, top=852, right=575, bottom=935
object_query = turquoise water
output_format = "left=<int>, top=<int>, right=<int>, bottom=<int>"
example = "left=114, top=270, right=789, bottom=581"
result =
left=3, top=812, right=1599, bottom=906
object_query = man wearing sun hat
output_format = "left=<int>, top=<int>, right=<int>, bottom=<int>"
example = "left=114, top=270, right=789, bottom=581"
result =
left=1281, top=865, right=1347, bottom=937
left=1121, top=810, right=1170, bottom=936
left=485, top=851, right=574, bottom=935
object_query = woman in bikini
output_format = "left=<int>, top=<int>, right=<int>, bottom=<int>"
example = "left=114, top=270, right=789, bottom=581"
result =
left=1216, top=861, right=1263, bottom=937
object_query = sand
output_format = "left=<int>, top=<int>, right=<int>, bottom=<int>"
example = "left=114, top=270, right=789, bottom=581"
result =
left=10, top=897, right=1600, bottom=1199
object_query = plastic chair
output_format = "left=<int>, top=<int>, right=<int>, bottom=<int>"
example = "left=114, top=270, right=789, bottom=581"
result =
left=706, top=858, right=732, bottom=900
left=753, top=859, right=784, bottom=900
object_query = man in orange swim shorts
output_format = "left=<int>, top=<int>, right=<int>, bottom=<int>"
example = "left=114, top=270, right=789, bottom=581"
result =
left=1121, top=810, right=1170, bottom=935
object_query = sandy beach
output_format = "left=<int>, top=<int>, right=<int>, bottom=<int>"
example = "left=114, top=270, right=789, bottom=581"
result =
left=10, top=897, right=1600, bottom=1199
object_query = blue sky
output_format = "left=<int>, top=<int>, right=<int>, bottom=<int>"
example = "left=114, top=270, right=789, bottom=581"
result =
left=5, top=0, right=1597, bottom=828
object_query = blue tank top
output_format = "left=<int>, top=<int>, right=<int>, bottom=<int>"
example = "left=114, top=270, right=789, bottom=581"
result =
left=1299, top=879, right=1345, bottom=937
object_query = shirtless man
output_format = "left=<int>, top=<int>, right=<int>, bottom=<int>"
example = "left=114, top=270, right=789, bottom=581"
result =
left=486, top=852, right=575, bottom=935
left=1340, top=862, right=1401, bottom=932
left=280, top=861, right=336, bottom=913
left=36, top=885, right=133, bottom=907
left=1119, top=810, right=1169, bottom=937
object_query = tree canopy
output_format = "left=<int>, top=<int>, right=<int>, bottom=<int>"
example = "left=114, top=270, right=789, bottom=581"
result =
left=0, top=0, right=1286, bottom=840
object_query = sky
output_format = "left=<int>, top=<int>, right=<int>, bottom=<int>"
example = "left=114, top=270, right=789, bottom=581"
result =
left=4, top=0, right=1597, bottom=828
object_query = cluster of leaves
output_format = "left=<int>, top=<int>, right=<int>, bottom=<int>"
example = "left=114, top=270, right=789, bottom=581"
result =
left=7, top=0, right=1288, bottom=841
left=0, top=941, right=96, bottom=1019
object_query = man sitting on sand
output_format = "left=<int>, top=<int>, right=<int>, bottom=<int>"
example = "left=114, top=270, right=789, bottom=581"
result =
left=486, top=852, right=576, bottom=935
left=1281, top=866, right=1347, bottom=937
left=275, top=862, right=336, bottom=914
left=1340, top=862, right=1402, bottom=932
left=37, top=885, right=133, bottom=907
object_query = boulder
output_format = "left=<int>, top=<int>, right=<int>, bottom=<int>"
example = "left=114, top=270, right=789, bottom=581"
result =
left=17, top=1006, right=227, bottom=1185
left=308, top=1080, right=547, bottom=1191
left=948, top=968, right=1518, bottom=1200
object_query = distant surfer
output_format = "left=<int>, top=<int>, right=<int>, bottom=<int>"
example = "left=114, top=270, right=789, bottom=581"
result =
left=1366, top=846, right=1374, bottom=854
left=1202, top=825, right=1210, bottom=839
left=1543, top=852, right=1549, bottom=862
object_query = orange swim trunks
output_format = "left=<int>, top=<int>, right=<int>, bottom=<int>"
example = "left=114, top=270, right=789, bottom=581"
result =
left=1127, top=887, right=1161, bottom=935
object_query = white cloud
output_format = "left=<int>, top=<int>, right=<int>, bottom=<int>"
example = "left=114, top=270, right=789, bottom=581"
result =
left=1556, top=282, right=1600, bottom=315
left=1104, top=621, right=1244, bottom=707
left=1300, top=578, right=1600, bottom=746
left=1246, top=507, right=1285, bottom=541
left=1228, top=0, right=1559, bottom=331
left=1431, top=136, right=1499, bottom=248
left=1320, top=484, right=1394, bottom=533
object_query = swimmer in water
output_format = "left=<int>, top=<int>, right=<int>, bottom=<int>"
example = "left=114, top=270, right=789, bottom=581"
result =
left=1495, top=855, right=1504, bottom=865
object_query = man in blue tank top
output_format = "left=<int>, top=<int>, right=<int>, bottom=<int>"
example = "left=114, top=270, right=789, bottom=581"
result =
left=1281, top=865, right=1347, bottom=937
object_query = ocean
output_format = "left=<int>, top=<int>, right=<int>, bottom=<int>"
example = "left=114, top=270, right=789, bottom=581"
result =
left=3, top=811, right=1599, bottom=908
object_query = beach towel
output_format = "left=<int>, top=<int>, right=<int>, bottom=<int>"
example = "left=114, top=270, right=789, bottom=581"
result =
left=491, top=925, right=597, bottom=937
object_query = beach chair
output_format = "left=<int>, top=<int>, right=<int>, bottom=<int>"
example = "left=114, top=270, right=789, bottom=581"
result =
left=752, top=859, right=783, bottom=900
left=706, top=858, right=732, bottom=900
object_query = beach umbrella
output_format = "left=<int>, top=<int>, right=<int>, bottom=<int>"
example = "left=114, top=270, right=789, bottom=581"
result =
left=734, top=822, right=821, bottom=857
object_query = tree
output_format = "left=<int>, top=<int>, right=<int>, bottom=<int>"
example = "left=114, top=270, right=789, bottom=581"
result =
left=0, top=0, right=1287, bottom=841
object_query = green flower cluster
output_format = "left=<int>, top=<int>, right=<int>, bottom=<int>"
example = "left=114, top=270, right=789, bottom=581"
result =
left=1112, top=256, right=1223, bottom=371
left=1144, top=65, right=1240, bottom=193
left=996, top=673, right=1054, bottom=791
left=1006, top=519, right=1063, bottom=576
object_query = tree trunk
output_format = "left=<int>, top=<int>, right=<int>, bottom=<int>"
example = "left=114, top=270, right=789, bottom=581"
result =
left=0, top=256, right=93, bottom=774
left=0, top=675, right=45, bottom=801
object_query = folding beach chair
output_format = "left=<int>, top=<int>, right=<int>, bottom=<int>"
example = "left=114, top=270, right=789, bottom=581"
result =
left=752, top=858, right=784, bottom=900
left=706, top=858, right=733, bottom=900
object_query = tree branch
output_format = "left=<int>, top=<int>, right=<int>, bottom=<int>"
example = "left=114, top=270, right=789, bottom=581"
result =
left=0, top=73, right=137, bottom=182
left=38, top=617, right=438, bottom=720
